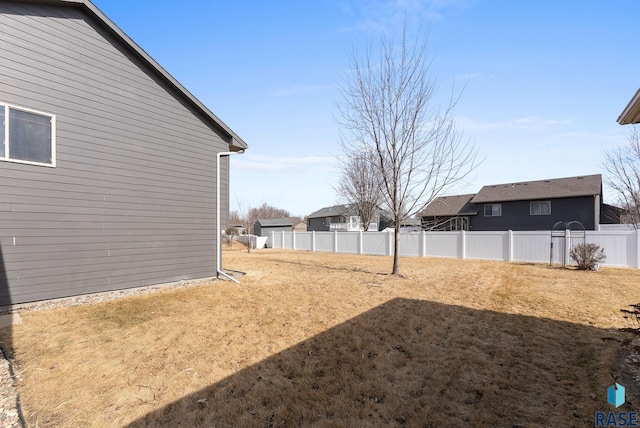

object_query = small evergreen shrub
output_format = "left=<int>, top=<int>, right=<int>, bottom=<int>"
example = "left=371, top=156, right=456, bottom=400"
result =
left=569, top=243, right=606, bottom=270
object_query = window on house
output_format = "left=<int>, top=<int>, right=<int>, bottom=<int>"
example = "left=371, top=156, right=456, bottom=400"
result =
left=530, top=201, right=551, bottom=215
left=450, top=217, right=469, bottom=231
left=484, top=203, right=502, bottom=217
left=0, top=103, right=55, bottom=166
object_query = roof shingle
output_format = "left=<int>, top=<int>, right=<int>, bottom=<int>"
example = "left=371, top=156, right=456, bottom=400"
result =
left=421, top=194, right=477, bottom=217
left=470, top=174, right=601, bottom=203
left=306, top=204, right=356, bottom=219
left=256, top=218, right=293, bottom=227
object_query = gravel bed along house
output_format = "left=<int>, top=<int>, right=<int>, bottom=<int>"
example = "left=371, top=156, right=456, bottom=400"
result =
left=0, top=354, right=22, bottom=428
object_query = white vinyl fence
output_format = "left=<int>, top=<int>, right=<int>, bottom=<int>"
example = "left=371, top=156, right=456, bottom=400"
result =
left=236, top=235, right=268, bottom=249
left=269, top=229, right=640, bottom=269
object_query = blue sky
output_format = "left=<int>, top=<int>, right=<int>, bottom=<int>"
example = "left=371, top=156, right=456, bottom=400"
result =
left=92, top=0, right=640, bottom=217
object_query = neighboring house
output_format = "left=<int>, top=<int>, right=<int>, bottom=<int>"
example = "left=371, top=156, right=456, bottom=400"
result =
left=292, top=219, right=307, bottom=232
left=420, top=194, right=477, bottom=231
left=254, top=218, right=293, bottom=237
left=306, top=204, right=380, bottom=232
left=0, top=1, right=246, bottom=306
left=227, top=222, right=247, bottom=236
left=618, top=88, right=640, bottom=125
left=421, top=174, right=619, bottom=231
left=378, top=217, right=423, bottom=232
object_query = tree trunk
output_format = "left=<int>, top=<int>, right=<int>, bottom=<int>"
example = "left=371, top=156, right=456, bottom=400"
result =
left=392, top=218, right=401, bottom=274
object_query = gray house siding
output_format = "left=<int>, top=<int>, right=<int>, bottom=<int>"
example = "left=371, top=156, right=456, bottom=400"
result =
left=0, top=3, right=235, bottom=305
left=470, top=196, right=597, bottom=231
left=255, top=226, right=290, bottom=237
left=307, top=217, right=330, bottom=232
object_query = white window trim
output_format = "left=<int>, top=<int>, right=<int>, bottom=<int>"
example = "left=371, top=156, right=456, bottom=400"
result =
left=0, top=102, right=56, bottom=168
left=530, top=200, right=551, bottom=216
left=450, top=216, right=469, bottom=231
left=484, top=203, right=502, bottom=217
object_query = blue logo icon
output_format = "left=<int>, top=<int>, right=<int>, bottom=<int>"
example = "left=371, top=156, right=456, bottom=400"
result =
left=608, top=383, right=626, bottom=408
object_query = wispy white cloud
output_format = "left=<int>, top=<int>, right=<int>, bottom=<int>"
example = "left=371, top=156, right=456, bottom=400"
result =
left=456, top=115, right=572, bottom=132
left=344, top=0, right=473, bottom=34
left=234, top=155, right=335, bottom=172
left=454, top=72, right=494, bottom=82
left=271, top=84, right=331, bottom=97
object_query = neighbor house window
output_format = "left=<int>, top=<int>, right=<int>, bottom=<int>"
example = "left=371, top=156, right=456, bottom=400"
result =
left=530, top=201, right=551, bottom=215
left=484, top=203, right=502, bottom=217
left=0, top=103, right=55, bottom=167
left=450, top=217, right=469, bottom=231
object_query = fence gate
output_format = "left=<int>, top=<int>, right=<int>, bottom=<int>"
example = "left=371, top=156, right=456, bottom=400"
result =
left=549, top=221, right=586, bottom=267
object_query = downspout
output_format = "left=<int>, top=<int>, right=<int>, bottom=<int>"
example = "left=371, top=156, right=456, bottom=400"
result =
left=594, top=194, right=601, bottom=231
left=217, top=150, right=244, bottom=283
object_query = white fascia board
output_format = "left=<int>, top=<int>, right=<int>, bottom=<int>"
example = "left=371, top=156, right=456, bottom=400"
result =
left=618, top=88, right=640, bottom=125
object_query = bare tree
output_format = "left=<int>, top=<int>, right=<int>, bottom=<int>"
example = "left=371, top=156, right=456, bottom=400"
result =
left=335, top=148, right=381, bottom=231
left=224, top=226, right=238, bottom=249
left=604, top=127, right=640, bottom=228
left=234, top=198, right=292, bottom=252
left=247, top=203, right=291, bottom=227
left=338, top=27, right=477, bottom=274
left=234, top=198, right=257, bottom=252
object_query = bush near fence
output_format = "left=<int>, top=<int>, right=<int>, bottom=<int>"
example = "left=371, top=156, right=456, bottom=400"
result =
left=269, top=230, right=640, bottom=269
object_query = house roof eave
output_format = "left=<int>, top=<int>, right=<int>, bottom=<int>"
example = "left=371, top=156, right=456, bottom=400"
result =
left=307, top=204, right=357, bottom=219
left=471, top=193, right=599, bottom=204
left=618, top=88, right=640, bottom=125
left=470, top=174, right=602, bottom=203
left=24, top=0, right=248, bottom=150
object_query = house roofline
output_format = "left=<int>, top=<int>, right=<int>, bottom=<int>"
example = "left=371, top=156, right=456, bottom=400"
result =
left=470, top=174, right=602, bottom=203
left=618, top=88, right=640, bottom=125
left=306, top=204, right=357, bottom=219
left=471, top=193, right=600, bottom=204
left=17, top=0, right=247, bottom=149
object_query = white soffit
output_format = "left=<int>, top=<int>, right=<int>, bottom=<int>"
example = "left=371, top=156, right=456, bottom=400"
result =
left=618, top=88, right=640, bottom=125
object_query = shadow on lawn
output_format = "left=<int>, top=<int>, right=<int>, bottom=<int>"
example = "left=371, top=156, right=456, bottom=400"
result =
left=127, top=298, right=633, bottom=427
left=0, top=242, right=12, bottom=359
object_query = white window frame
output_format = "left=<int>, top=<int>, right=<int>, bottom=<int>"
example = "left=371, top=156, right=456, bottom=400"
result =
left=0, top=102, right=56, bottom=167
left=530, top=200, right=551, bottom=215
left=450, top=217, right=469, bottom=231
left=484, top=203, right=502, bottom=217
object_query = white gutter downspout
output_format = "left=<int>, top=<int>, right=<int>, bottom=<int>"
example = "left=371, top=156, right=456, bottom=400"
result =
left=217, top=150, right=244, bottom=283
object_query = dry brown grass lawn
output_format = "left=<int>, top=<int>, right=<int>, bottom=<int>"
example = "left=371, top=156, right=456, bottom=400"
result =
left=1, top=245, right=639, bottom=427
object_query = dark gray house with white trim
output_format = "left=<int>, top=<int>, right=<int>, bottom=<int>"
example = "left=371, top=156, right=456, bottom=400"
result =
left=421, top=174, right=620, bottom=231
left=306, top=204, right=383, bottom=232
left=0, top=0, right=246, bottom=306
left=306, top=204, right=359, bottom=232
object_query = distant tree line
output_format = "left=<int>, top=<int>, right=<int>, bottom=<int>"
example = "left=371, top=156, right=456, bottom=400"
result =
left=230, top=202, right=291, bottom=235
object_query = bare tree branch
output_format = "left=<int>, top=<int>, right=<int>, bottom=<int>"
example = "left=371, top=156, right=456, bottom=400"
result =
left=603, top=127, right=640, bottom=228
left=337, top=26, right=477, bottom=274
left=334, top=148, right=382, bottom=231
left=234, top=199, right=291, bottom=252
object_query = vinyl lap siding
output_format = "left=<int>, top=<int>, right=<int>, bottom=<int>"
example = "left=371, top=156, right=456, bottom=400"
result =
left=470, top=197, right=597, bottom=231
left=0, top=4, right=229, bottom=305
left=307, top=217, right=330, bottom=232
